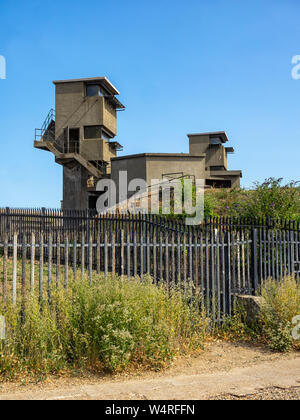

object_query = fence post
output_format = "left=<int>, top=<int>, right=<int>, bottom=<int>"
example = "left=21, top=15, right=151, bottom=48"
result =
left=89, top=232, right=93, bottom=285
left=224, top=232, right=231, bottom=316
left=86, top=209, right=90, bottom=246
left=143, top=213, right=147, bottom=274
left=39, top=232, right=44, bottom=303
left=42, top=207, right=46, bottom=233
left=48, top=232, right=53, bottom=303
left=3, top=232, right=8, bottom=307
left=251, top=228, right=259, bottom=295
left=205, top=216, right=209, bottom=235
left=290, top=230, right=295, bottom=276
left=5, top=207, right=10, bottom=235
left=30, top=232, right=35, bottom=293
left=120, top=230, right=125, bottom=279
left=12, top=232, right=18, bottom=305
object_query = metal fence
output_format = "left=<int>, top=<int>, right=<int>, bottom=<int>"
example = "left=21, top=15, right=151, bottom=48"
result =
left=1, top=225, right=299, bottom=323
left=1, top=208, right=300, bottom=240
left=206, top=216, right=300, bottom=233
left=0, top=208, right=198, bottom=246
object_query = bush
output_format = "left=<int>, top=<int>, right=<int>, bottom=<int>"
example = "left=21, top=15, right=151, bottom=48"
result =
left=240, top=178, right=300, bottom=221
left=218, top=276, right=300, bottom=353
left=204, top=178, right=300, bottom=221
left=259, top=276, right=300, bottom=352
left=0, top=276, right=209, bottom=379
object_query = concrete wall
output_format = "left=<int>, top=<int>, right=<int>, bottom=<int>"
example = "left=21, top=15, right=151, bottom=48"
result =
left=111, top=154, right=206, bottom=202
left=206, top=171, right=241, bottom=188
left=189, top=134, right=228, bottom=170
left=63, top=165, right=89, bottom=210
left=55, top=82, right=117, bottom=158
left=145, top=155, right=205, bottom=184
left=189, top=134, right=210, bottom=155
left=205, top=146, right=228, bottom=170
left=80, top=139, right=117, bottom=164
left=111, top=155, right=147, bottom=201
left=230, top=175, right=241, bottom=189
left=103, top=99, right=117, bottom=134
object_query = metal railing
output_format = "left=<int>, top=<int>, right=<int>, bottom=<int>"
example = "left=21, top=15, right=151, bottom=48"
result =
left=35, top=109, right=55, bottom=142
left=1, top=225, right=300, bottom=323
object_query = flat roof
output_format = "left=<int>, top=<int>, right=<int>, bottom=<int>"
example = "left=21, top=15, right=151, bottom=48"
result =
left=209, top=169, right=243, bottom=178
left=188, top=131, right=229, bottom=143
left=112, top=153, right=206, bottom=161
left=53, top=77, right=120, bottom=95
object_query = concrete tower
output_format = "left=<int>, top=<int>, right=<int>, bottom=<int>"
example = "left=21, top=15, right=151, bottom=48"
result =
left=34, top=77, right=125, bottom=210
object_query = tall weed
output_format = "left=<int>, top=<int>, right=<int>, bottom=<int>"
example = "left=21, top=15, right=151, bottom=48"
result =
left=0, top=276, right=209, bottom=379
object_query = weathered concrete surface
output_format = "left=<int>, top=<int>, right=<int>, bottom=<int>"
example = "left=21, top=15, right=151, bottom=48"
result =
left=236, top=295, right=265, bottom=325
left=1, top=356, right=300, bottom=400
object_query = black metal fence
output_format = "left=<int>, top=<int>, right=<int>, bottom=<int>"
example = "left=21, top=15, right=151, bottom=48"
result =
left=206, top=216, right=300, bottom=232
left=1, top=221, right=299, bottom=323
left=1, top=208, right=300, bottom=240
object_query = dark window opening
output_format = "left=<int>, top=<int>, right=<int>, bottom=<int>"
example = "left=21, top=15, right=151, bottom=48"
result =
left=84, top=125, right=102, bottom=139
left=206, top=179, right=232, bottom=189
left=69, top=128, right=79, bottom=142
left=86, top=84, right=99, bottom=97
left=86, top=84, right=110, bottom=97
left=210, top=137, right=222, bottom=145
left=88, top=195, right=98, bottom=210
left=68, top=128, right=80, bottom=153
left=210, top=166, right=226, bottom=171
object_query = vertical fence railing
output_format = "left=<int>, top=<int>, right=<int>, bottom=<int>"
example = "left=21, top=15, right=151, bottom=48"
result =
left=0, top=212, right=300, bottom=323
left=1, top=209, right=299, bottom=243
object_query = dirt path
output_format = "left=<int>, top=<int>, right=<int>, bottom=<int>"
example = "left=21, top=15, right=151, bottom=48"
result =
left=1, top=341, right=300, bottom=400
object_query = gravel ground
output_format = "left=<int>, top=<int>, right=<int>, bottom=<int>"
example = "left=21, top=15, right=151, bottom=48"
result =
left=1, top=341, right=300, bottom=400
left=212, top=387, right=300, bottom=400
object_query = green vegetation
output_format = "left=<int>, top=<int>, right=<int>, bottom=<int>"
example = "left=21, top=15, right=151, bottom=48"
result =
left=164, top=177, right=300, bottom=222
left=204, top=178, right=300, bottom=221
left=259, top=276, right=300, bottom=352
left=0, top=273, right=209, bottom=380
left=220, top=276, right=300, bottom=353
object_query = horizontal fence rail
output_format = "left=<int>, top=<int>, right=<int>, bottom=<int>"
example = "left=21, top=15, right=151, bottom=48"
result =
left=0, top=208, right=193, bottom=240
left=1, top=225, right=299, bottom=324
left=206, top=216, right=300, bottom=232
left=1, top=208, right=299, bottom=240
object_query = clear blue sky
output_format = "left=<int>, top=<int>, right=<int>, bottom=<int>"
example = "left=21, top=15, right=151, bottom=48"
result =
left=0, top=0, right=299, bottom=208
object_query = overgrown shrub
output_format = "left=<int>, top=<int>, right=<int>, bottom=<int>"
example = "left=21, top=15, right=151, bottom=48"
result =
left=204, top=178, right=300, bottom=221
left=0, top=276, right=209, bottom=379
left=152, top=177, right=300, bottom=221
left=221, top=276, right=300, bottom=353
left=259, top=276, right=300, bottom=352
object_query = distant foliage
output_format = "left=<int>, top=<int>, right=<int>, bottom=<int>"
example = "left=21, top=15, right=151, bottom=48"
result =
left=204, top=178, right=300, bottom=221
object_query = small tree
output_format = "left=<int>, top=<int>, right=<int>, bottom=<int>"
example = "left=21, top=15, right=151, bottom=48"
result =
left=241, top=178, right=300, bottom=221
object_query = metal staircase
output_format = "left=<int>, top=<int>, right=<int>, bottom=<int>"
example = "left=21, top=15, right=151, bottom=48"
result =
left=35, top=109, right=55, bottom=143
left=34, top=110, right=106, bottom=178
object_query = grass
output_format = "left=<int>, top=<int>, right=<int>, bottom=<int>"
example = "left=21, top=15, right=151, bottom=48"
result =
left=2, top=252, right=299, bottom=382
left=0, top=256, right=210, bottom=381
left=259, top=276, right=300, bottom=352
left=219, top=276, right=300, bottom=353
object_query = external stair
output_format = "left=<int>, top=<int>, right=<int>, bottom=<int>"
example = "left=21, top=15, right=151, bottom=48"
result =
left=34, top=110, right=106, bottom=178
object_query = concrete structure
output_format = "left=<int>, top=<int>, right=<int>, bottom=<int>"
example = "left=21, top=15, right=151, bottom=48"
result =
left=34, top=77, right=125, bottom=210
left=34, top=77, right=242, bottom=210
left=188, top=132, right=242, bottom=188
left=111, top=132, right=242, bottom=197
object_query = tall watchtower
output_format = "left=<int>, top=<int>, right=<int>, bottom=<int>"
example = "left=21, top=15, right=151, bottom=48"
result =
left=34, top=77, right=125, bottom=210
